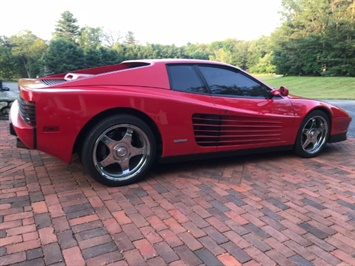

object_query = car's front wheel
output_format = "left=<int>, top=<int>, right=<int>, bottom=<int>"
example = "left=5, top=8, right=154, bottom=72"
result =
left=81, top=114, right=156, bottom=186
left=294, top=110, right=329, bottom=158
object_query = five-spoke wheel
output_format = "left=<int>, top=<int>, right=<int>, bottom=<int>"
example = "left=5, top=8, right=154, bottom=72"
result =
left=294, top=110, right=329, bottom=157
left=82, top=115, right=156, bottom=186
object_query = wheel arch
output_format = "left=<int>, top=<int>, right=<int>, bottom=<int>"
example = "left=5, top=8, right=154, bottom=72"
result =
left=292, top=107, right=332, bottom=145
left=73, top=107, right=163, bottom=159
left=308, top=106, right=332, bottom=136
left=293, top=107, right=332, bottom=157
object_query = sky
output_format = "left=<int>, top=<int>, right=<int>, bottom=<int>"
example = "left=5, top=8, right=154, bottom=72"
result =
left=1, top=0, right=283, bottom=46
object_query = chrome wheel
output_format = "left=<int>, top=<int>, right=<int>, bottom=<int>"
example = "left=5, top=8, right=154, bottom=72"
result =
left=82, top=114, right=156, bottom=186
left=294, top=111, right=329, bottom=157
left=301, top=116, right=328, bottom=154
left=93, top=124, right=151, bottom=181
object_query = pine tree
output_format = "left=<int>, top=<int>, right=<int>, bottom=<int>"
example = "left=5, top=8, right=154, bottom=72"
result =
left=53, top=11, right=80, bottom=42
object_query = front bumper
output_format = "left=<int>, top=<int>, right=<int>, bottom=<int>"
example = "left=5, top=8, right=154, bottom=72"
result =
left=328, top=132, right=347, bottom=143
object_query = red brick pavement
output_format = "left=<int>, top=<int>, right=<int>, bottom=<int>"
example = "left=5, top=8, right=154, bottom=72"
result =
left=0, top=120, right=354, bottom=266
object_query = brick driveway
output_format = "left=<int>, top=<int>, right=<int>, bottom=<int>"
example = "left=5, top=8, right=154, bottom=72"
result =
left=0, top=120, right=354, bottom=266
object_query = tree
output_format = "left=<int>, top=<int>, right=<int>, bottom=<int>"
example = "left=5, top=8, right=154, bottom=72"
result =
left=183, top=43, right=210, bottom=59
left=249, top=53, right=276, bottom=74
left=9, top=31, right=47, bottom=78
left=102, top=29, right=122, bottom=48
left=246, top=36, right=275, bottom=73
left=209, top=48, right=233, bottom=64
left=43, top=38, right=85, bottom=75
left=124, top=31, right=137, bottom=44
left=53, top=11, right=80, bottom=42
left=83, top=48, right=101, bottom=68
left=208, top=39, right=249, bottom=69
left=232, top=41, right=249, bottom=70
left=97, top=47, right=123, bottom=65
left=78, top=26, right=104, bottom=51
left=272, top=0, right=355, bottom=76
left=83, top=46, right=123, bottom=68
left=0, top=36, right=16, bottom=79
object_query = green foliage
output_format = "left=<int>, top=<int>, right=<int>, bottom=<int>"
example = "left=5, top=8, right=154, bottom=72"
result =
left=273, top=0, right=355, bottom=76
left=1, top=5, right=354, bottom=79
left=210, top=49, right=233, bottom=64
left=0, top=43, right=16, bottom=79
left=43, top=38, right=85, bottom=75
left=84, top=47, right=123, bottom=68
left=97, top=47, right=123, bottom=65
left=53, top=11, right=80, bottom=41
left=8, top=30, right=47, bottom=78
left=79, top=27, right=104, bottom=51
left=249, top=53, right=275, bottom=74
left=183, top=43, right=210, bottom=59
left=208, top=39, right=250, bottom=69
left=112, top=43, right=188, bottom=61
left=124, top=31, right=137, bottom=45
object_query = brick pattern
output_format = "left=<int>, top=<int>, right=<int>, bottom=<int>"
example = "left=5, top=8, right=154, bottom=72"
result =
left=0, top=120, right=354, bottom=265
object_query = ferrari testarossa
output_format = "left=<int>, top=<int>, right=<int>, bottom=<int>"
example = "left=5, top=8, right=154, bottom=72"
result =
left=9, top=59, right=352, bottom=186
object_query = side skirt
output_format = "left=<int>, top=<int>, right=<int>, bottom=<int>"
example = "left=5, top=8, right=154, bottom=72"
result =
left=159, top=145, right=293, bottom=164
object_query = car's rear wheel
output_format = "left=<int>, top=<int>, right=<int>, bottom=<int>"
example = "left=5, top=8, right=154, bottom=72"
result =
left=81, top=114, right=156, bottom=186
left=294, top=110, right=329, bottom=158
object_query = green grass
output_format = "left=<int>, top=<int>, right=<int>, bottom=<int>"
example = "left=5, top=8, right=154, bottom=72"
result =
left=256, top=76, right=355, bottom=99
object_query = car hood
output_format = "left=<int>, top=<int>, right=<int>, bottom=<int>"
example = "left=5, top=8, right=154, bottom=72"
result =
left=287, top=94, right=308, bottom=99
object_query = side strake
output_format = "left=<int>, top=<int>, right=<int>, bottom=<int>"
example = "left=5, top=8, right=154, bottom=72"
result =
left=192, top=114, right=283, bottom=146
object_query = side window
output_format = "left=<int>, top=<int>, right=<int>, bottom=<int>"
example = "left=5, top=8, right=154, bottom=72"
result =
left=167, top=65, right=208, bottom=94
left=198, top=65, right=268, bottom=98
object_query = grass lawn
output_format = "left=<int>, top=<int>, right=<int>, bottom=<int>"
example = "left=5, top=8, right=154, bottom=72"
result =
left=256, top=76, right=355, bottom=99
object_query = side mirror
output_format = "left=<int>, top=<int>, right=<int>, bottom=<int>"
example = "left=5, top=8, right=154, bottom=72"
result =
left=279, top=86, right=289, bottom=96
left=271, top=86, right=289, bottom=97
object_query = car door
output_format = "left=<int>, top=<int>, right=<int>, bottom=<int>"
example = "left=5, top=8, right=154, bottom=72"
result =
left=164, top=64, right=220, bottom=156
left=197, top=65, right=296, bottom=151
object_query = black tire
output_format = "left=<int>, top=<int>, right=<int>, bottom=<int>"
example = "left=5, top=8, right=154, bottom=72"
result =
left=294, top=110, right=330, bottom=158
left=81, top=114, right=156, bottom=186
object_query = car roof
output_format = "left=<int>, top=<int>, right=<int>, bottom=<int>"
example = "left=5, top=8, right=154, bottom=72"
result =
left=36, top=59, right=244, bottom=90
left=123, top=58, right=233, bottom=66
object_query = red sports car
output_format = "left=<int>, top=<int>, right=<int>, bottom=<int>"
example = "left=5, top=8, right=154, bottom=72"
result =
left=9, top=59, right=352, bottom=186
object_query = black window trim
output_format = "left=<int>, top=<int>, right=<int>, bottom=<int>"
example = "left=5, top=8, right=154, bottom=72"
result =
left=167, top=63, right=275, bottom=99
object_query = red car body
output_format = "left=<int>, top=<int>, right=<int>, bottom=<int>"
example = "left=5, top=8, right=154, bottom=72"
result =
left=9, top=59, right=351, bottom=186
